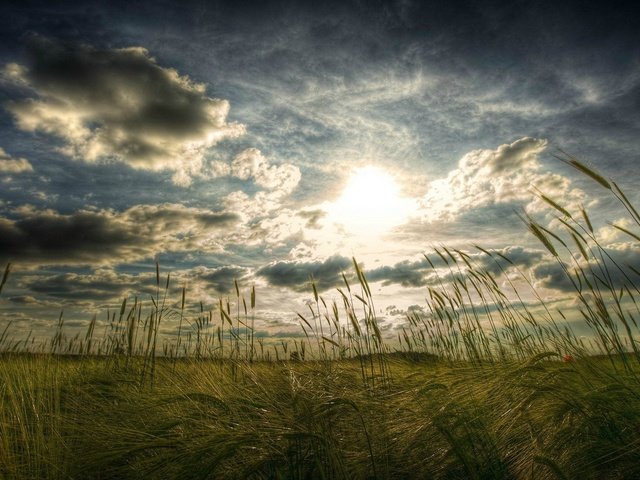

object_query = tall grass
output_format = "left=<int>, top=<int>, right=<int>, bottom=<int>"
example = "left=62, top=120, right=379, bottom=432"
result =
left=1, top=157, right=640, bottom=478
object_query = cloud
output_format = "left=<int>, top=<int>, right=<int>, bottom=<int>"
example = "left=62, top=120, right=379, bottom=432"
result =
left=193, top=266, right=250, bottom=294
left=384, top=305, right=405, bottom=317
left=361, top=246, right=547, bottom=289
left=596, top=218, right=636, bottom=244
left=204, top=150, right=305, bottom=248
left=23, top=270, right=154, bottom=302
left=471, top=246, right=546, bottom=276
left=0, top=203, right=238, bottom=265
left=216, top=150, right=302, bottom=238
left=0, top=147, right=33, bottom=173
left=1, top=63, right=30, bottom=87
left=231, top=148, right=300, bottom=194
left=368, top=259, right=429, bottom=288
left=256, top=255, right=351, bottom=291
left=530, top=260, right=575, bottom=292
left=361, top=251, right=459, bottom=288
left=384, top=304, right=426, bottom=318
left=296, top=209, right=326, bottom=229
left=223, top=148, right=301, bottom=218
left=418, top=137, right=585, bottom=222
left=8, top=295, right=39, bottom=304
left=16, top=264, right=253, bottom=306
left=5, top=36, right=244, bottom=186
left=532, top=241, right=640, bottom=292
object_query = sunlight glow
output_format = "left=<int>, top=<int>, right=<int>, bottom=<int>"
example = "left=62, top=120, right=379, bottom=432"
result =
left=326, top=166, right=416, bottom=237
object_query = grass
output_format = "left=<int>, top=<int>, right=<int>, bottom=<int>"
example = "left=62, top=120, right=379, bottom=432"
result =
left=2, top=354, right=640, bottom=479
left=1, top=156, right=640, bottom=478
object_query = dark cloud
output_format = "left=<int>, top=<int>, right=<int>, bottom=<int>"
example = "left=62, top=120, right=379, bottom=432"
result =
left=363, top=247, right=546, bottom=288
left=197, top=266, right=250, bottom=294
left=531, top=261, right=575, bottom=292
left=364, top=251, right=461, bottom=288
left=256, top=255, right=351, bottom=291
left=124, top=205, right=237, bottom=230
left=0, top=209, right=137, bottom=264
left=0, top=204, right=238, bottom=265
left=15, top=264, right=252, bottom=305
left=532, top=242, right=640, bottom=292
left=5, top=36, right=244, bottom=186
left=368, top=259, right=428, bottom=288
left=472, top=246, right=546, bottom=276
left=23, top=270, right=152, bottom=302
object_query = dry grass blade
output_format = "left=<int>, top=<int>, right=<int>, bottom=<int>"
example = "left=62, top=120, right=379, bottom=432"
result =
left=352, top=257, right=372, bottom=299
left=580, top=205, right=594, bottom=233
left=434, top=247, right=450, bottom=265
left=610, top=223, right=640, bottom=243
left=494, top=251, right=514, bottom=265
left=322, top=335, right=339, bottom=347
left=568, top=158, right=611, bottom=189
left=571, top=233, right=589, bottom=261
left=220, top=300, right=233, bottom=326
left=297, top=313, right=313, bottom=332
left=0, top=262, right=11, bottom=295
left=424, top=253, right=436, bottom=269
left=611, top=181, right=640, bottom=225
left=311, top=278, right=319, bottom=302
left=527, top=219, right=558, bottom=257
left=534, top=187, right=573, bottom=219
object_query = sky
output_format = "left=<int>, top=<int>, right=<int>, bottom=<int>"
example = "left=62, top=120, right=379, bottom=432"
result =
left=0, top=0, right=639, bottom=344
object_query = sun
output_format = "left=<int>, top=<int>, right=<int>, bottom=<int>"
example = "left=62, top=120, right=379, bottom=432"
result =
left=326, top=166, right=415, bottom=237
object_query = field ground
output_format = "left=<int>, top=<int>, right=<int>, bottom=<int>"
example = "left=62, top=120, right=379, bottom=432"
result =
left=2, top=353, right=640, bottom=479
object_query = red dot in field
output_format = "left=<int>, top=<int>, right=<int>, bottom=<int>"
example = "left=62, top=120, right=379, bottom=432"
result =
left=563, top=354, right=574, bottom=362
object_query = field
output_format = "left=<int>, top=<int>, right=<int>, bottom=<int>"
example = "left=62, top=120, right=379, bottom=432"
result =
left=2, top=158, right=640, bottom=479
left=2, top=353, right=640, bottom=479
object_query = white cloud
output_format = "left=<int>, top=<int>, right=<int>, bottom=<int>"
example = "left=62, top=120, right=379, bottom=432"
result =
left=596, top=218, right=636, bottom=244
left=252, top=210, right=307, bottom=246
left=419, top=137, right=586, bottom=222
left=223, top=149, right=302, bottom=225
left=231, top=148, right=301, bottom=195
left=220, top=200, right=307, bottom=248
left=223, top=190, right=284, bottom=219
left=0, top=147, right=33, bottom=173
left=5, top=37, right=244, bottom=186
